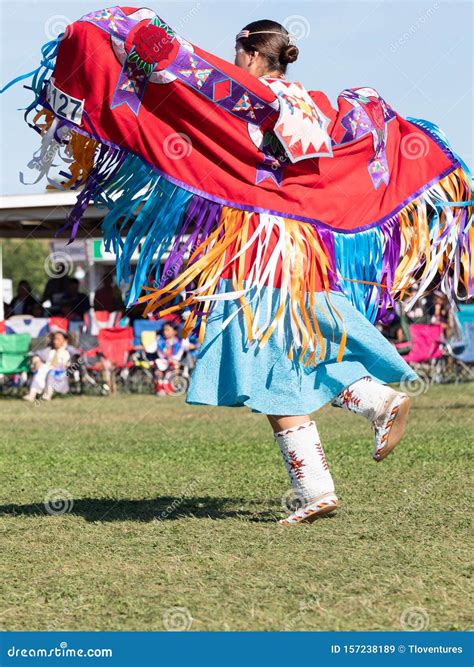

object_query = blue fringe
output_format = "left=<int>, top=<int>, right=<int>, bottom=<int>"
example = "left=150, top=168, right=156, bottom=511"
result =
left=0, top=35, right=62, bottom=122
left=327, top=119, right=473, bottom=323
left=100, top=154, right=194, bottom=304
left=331, top=226, right=385, bottom=323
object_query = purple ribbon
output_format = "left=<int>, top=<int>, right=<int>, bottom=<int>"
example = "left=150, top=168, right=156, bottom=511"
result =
left=159, top=196, right=222, bottom=289
left=168, top=46, right=275, bottom=127
left=338, top=92, right=395, bottom=190
left=255, top=155, right=284, bottom=187
left=80, top=6, right=140, bottom=40
left=111, top=51, right=151, bottom=115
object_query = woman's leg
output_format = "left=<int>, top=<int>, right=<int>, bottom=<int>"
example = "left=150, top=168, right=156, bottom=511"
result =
left=267, top=414, right=310, bottom=432
left=268, top=414, right=338, bottom=525
left=331, top=376, right=410, bottom=461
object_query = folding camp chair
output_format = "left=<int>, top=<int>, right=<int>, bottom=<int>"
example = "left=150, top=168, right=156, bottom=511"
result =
left=83, top=310, right=123, bottom=336
left=404, top=323, right=445, bottom=383
left=83, top=326, right=134, bottom=393
left=132, top=318, right=167, bottom=345
left=443, top=318, right=474, bottom=383
left=0, top=333, right=31, bottom=395
left=5, top=316, right=49, bottom=337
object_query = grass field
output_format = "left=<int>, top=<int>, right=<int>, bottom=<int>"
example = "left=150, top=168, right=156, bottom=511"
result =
left=0, top=384, right=472, bottom=632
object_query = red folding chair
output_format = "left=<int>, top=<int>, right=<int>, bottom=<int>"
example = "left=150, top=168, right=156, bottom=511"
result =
left=84, top=310, right=123, bottom=336
left=49, top=317, right=69, bottom=333
left=97, top=327, right=134, bottom=369
left=82, top=326, right=134, bottom=393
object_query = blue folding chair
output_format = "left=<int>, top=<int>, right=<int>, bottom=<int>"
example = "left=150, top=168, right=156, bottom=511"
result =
left=444, top=315, right=474, bottom=382
left=457, top=304, right=474, bottom=329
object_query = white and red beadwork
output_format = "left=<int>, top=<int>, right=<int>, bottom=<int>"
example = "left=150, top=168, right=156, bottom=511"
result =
left=279, top=493, right=338, bottom=525
left=331, top=376, right=409, bottom=460
left=331, top=376, right=386, bottom=421
left=372, top=393, right=410, bottom=461
left=274, top=420, right=337, bottom=524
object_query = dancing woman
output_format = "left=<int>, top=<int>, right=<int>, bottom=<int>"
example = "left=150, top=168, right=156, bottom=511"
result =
left=4, top=7, right=472, bottom=524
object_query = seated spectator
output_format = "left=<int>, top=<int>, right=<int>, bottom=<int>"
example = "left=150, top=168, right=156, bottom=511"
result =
left=431, top=292, right=453, bottom=337
left=23, top=331, right=72, bottom=402
left=42, top=265, right=69, bottom=314
left=93, top=273, right=124, bottom=312
left=377, top=305, right=407, bottom=344
left=60, top=278, right=90, bottom=322
left=10, top=280, right=38, bottom=316
left=30, top=302, right=46, bottom=318
left=154, top=322, right=196, bottom=396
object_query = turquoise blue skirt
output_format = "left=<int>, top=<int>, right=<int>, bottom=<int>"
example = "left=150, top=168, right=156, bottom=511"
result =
left=186, top=279, right=418, bottom=415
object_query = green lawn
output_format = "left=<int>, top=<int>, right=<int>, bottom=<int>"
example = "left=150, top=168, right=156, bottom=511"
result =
left=0, top=384, right=472, bottom=632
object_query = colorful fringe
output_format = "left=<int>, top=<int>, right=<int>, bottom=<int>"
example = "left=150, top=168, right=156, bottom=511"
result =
left=3, top=42, right=473, bottom=365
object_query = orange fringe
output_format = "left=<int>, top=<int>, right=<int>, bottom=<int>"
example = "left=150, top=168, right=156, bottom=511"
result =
left=392, top=166, right=473, bottom=301
left=139, top=208, right=348, bottom=364
left=33, top=108, right=98, bottom=189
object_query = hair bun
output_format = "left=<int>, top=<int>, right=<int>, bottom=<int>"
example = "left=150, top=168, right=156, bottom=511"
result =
left=279, top=44, right=299, bottom=65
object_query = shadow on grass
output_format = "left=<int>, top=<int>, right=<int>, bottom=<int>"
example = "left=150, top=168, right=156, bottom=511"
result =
left=0, top=496, right=290, bottom=523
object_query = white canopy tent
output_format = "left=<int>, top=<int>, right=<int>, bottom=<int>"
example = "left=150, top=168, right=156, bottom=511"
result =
left=0, top=192, right=190, bottom=318
left=0, top=192, right=106, bottom=319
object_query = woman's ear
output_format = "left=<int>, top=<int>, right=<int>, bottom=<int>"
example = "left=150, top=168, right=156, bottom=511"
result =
left=247, top=50, right=258, bottom=65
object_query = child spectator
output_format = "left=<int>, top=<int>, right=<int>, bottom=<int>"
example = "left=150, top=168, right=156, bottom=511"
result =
left=154, top=322, right=196, bottom=396
left=23, top=331, right=71, bottom=401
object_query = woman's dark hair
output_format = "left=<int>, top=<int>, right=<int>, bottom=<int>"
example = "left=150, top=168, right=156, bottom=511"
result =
left=237, top=19, right=299, bottom=74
